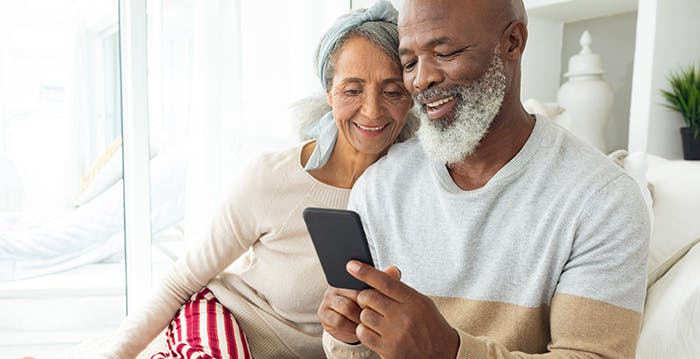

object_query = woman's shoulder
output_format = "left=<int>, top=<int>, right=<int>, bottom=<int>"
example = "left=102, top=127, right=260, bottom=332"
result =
left=218, top=141, right=308, bottom=211
left=244, top=140, right=308, bottom=175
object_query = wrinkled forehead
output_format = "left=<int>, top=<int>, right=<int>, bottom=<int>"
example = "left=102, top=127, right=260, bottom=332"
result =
left=398, top=0, right=481, bottom=50
left=398, top=0, right=455, bottom=28
left=399, top=0, right=508, bottom=29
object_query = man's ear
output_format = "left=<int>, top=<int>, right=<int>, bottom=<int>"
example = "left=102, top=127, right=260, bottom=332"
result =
left=502, top=21, right=528, bottom=61
left=326, top=90, right=333, bottom=107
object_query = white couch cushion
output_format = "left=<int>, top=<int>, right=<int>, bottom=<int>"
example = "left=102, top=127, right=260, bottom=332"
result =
left=645, top=155, right=700, bottom=287
left=637, top=240, right=700, bottom=359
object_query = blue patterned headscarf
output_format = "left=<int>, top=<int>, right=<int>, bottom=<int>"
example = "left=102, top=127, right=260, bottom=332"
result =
left=304, top=0, right=399, bottom=171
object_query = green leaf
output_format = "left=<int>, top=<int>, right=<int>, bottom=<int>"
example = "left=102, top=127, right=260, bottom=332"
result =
left=660, top=63, right=700, bottom=130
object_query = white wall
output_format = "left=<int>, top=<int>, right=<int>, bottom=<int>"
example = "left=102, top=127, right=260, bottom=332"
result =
left=521, top=16, right=564, bottom=102
left=630, top=0, right=700, bottom=159
left=562, top=12, right=637, bottom=152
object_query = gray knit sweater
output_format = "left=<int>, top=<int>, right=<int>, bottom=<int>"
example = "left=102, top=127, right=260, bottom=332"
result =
left=324, top=116, right=650, bottom=358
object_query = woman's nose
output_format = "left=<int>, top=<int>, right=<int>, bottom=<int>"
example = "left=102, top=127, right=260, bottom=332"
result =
left=360, top=92, right=383, bottom=120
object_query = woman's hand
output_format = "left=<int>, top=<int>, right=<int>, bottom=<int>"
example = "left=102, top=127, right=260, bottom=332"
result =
left=318, top=286, right=363, bottom=344
left=318, top=266, right=401, bottom=344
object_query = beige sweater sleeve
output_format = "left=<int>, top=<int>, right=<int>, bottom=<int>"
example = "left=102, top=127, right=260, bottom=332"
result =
left=454, top=293, right=642, bottom=359
left=323, top=292, right=642, bottom=359
left=101, top=156, right=272, bottom=359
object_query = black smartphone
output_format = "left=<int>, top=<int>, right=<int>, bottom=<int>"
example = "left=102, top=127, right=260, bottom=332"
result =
left=302, top=207, right=374, bottom=290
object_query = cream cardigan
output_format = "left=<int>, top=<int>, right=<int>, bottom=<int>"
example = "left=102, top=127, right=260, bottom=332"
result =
left=104, top=141, right=350, bottom=359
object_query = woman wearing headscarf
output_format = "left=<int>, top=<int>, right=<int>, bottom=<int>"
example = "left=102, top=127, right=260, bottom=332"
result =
left=102, top=2, right=416, bottom=358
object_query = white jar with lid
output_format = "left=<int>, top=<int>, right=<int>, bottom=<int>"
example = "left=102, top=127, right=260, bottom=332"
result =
left=557, top=30, right=614, bottom=153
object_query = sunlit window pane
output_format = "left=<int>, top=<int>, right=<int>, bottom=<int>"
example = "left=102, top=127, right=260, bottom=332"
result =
left=0, top=0, right=124, bottom=356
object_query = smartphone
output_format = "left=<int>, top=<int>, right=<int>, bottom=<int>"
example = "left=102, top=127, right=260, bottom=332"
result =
left=302, top=207, right=374, bottom=290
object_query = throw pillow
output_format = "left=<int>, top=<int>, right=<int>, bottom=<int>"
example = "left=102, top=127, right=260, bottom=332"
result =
left=637, top=239, right=700, bottom=359
left=645, top=155, right=700, bottom=288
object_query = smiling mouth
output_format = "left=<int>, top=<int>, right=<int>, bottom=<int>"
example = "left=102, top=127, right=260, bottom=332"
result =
left=422, top=94, right=459, bottom=121
left=425, top=95, right=457, bottom=110
left=354, top=123, right=389, bottom=132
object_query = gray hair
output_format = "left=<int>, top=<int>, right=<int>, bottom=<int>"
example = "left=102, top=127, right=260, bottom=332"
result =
left=316, top=19, right=401, bottom=91
left=315, top=1, right=400, bottom=91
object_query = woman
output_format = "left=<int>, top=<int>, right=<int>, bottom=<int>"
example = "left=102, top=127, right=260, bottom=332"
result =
left=102, top=2, right=416, bottom=358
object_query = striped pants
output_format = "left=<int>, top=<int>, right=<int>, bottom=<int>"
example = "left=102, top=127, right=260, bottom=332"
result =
left=152, top=287, right=252, bottom=359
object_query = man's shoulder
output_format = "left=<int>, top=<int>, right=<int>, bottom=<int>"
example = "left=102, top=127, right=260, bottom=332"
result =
left=361, top=138, right=425, bottom=181
left=377, top=138, right=424, bottom=168
left=388, top=137, right=423, bottom=158
left=539, top=119, right=629, bottom=189
left=351, top=139, right=426, bottom=200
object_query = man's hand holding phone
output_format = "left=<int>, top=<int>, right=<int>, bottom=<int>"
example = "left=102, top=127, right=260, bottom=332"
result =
left=303, top=208, right=456, bottom=356
left=327, top=261, right=459, bottom=359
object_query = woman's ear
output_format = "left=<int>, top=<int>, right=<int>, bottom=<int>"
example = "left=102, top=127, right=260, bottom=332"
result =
left=326, top=89, right=333, bottom=107
left=502, top=21, right=528, bottom=61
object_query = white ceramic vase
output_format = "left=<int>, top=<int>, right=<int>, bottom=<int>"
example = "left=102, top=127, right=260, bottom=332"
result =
left=556, top=31, right=613, bottom=153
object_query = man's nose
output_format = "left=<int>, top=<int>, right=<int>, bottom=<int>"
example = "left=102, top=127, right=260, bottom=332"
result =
left=412, top=59, right=443, bottom=91
left=361, top=92, right=383, bottom=120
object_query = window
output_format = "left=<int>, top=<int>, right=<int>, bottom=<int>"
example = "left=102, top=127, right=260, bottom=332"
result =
left=0, top=0, right=124, bottom=356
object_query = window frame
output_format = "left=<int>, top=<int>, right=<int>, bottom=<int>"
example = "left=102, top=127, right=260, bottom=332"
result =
left=119, top=0, right=153, bottom=313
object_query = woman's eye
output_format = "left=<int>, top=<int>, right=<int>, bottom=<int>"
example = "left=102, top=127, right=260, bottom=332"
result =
left=384, top=90, right=404, bottom=98
left=344, top=89, right=361, bottom=96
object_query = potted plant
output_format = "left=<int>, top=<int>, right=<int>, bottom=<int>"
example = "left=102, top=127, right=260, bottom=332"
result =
left=660, top=64, right=700, bottom=160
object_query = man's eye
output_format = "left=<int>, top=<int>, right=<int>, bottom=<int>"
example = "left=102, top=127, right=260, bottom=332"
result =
left=344, top=89, right=361, bottom=96
left=437, top=50, right=461, bottom=59
left=435, top=47, right=467, bottom=59
left=402, top=60, right=416, bottom=72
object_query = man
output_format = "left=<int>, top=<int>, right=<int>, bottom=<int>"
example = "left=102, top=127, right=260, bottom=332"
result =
left=318, top=0, right=650, bottom=358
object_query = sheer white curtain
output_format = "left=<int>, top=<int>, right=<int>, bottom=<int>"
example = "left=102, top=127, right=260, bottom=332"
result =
left=181, top=1, right=349, bottom=242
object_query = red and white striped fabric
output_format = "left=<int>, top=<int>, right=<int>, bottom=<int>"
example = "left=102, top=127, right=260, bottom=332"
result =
left=151, top=287, right=252, bottom=359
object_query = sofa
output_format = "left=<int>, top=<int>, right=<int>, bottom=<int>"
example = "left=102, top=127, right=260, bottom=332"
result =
left=635, top=154, right=700, bottom=359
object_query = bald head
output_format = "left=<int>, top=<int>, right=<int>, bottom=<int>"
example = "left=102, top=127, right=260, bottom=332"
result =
left=400, top=0, right=527, bottom=28
left=509, top=0, right=528, bottom=25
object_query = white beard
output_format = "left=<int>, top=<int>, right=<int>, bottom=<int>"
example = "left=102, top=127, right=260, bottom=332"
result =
left=415, top=51, right=507, bottom=166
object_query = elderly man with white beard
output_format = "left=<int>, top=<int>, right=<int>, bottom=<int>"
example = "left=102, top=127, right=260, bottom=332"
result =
left=317, top=0, right=650, bottom=358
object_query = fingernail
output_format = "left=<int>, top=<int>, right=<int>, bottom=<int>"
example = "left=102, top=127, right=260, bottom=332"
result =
left=347, top=260, right=361, bottom=273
